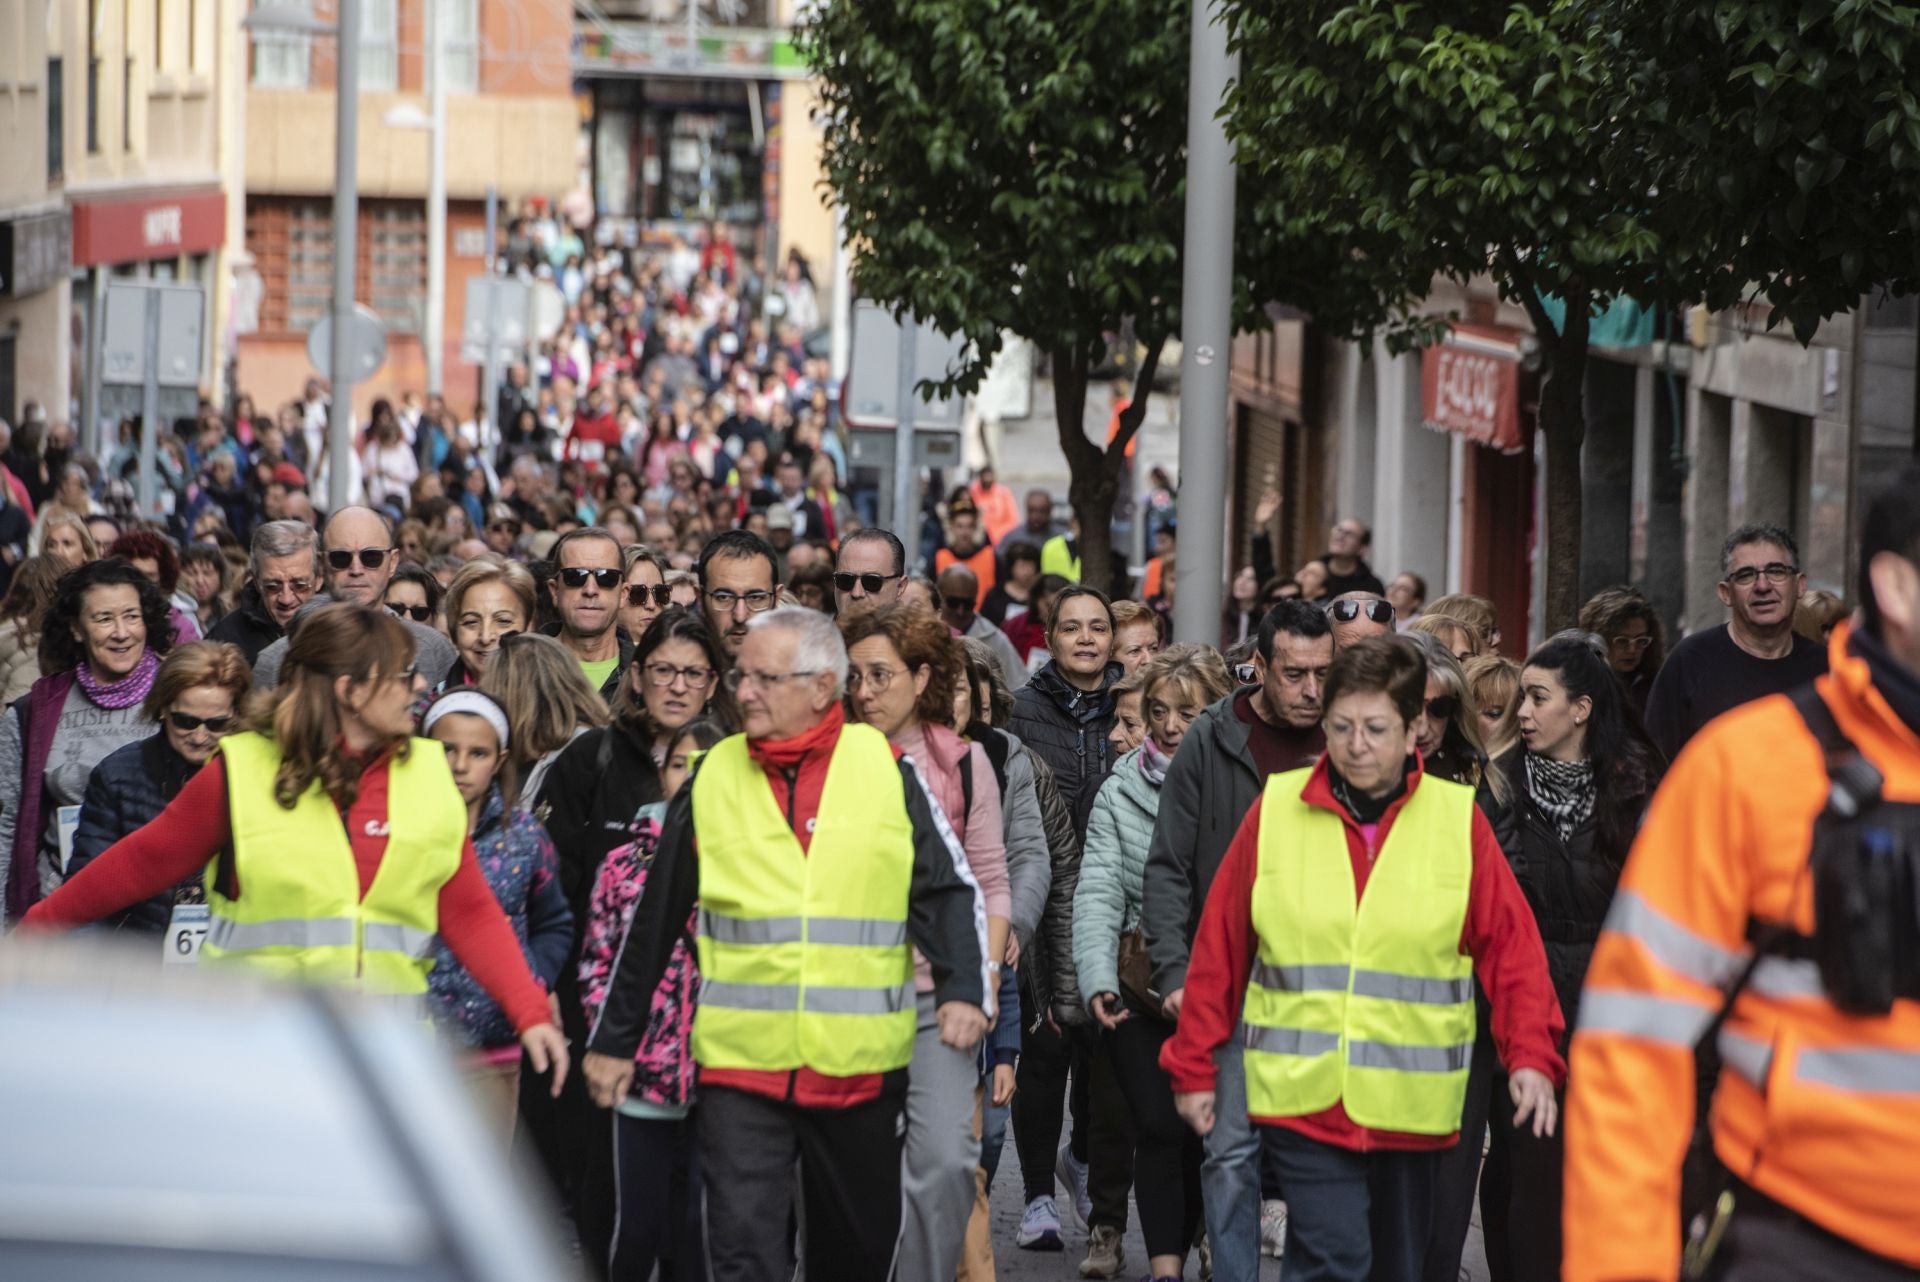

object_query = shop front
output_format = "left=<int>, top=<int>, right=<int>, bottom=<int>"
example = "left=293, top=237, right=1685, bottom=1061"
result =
left=0, top=210, right=73, bottom=430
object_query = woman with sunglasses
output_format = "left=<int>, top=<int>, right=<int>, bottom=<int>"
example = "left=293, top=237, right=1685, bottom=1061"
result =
left=385, top=564, right=445, bottom=635
left=441, top=558, right=539, bottom=689
left=64, top=640, right=252, bottom=937
left=619, top=545, right=671, bottom=643
left=1576, top=585, right=1666, bottom=721
left=23, top=604, right=570, bottom=1093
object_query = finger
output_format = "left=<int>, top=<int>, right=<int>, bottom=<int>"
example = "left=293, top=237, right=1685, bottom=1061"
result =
left=526, top=1036, right=550, bottom=1076
left=549, top=1041, right=571, bottom=1097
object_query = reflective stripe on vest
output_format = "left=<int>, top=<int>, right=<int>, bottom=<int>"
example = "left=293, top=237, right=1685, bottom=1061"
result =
left=1241, top=768, right=1477, bottom=1135
left=200, top=733, right=467, bottom=996
left=690, top=724, right=918, bottom=1076
left=1720, top=1027, right=1920, bottom=1095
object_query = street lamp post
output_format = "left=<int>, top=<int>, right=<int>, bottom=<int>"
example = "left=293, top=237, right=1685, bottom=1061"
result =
left=384, top=0, right=445, bottom=399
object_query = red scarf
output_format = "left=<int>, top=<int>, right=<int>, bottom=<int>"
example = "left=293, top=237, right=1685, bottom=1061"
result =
left=747, top=702, right=845, bottom=771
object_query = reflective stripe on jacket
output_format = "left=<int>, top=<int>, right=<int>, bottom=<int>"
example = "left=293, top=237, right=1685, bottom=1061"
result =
left=1243, top=766, right=1476, bottom=1134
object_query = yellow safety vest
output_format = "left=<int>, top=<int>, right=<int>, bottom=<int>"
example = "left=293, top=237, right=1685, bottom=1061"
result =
left=200, top=732, right=467, bottom=1001
left=689, top=722, right=918, bottom=1076
left=1040, top=535, right=1082, bottom=583
left=1242, top=767, right=1477, bottom=1134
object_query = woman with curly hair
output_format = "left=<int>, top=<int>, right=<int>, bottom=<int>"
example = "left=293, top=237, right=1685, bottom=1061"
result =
left=0, top=558, right=176, bottom=919
left=22, top=602, right=571, bottom=1094
left=1577, top=585, right=1666, bottom=720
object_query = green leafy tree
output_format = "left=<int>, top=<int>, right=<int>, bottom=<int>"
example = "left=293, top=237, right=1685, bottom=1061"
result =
left=803, top=0, right=1235, bottom=593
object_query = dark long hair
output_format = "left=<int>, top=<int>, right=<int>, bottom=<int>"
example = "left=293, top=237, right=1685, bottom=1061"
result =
left=40, top=558, right=176, bottom=677
left=1522, top=635, right=1661, bottom=864
left=610, top=607, right=739, bottom=732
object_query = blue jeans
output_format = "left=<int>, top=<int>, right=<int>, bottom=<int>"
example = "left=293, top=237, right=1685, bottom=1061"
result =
left=1202, top=1041, right=1263, bottom=1282
left=981, top=1096, right=1010, bottom=1186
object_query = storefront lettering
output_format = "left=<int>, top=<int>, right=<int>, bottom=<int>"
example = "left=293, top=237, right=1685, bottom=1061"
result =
left=1420, top=339, right=1527, bottom=453
left=143, top=206, right=184, bottom=250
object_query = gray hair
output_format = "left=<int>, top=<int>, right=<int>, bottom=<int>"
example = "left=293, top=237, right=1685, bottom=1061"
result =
left=1721, top=522, right=1799, bottom=574
left=250, top=518, right=321, bottom=579
left=749, top=604, right=849, bottom=697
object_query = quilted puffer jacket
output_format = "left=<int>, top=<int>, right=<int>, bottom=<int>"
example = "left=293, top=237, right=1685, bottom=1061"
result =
left=1073, top=746, right=1163, bottom=1007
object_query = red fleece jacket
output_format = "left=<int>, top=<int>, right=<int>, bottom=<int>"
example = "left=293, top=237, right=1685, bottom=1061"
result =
left=22, top=749, right=553, bottom=1036
left=1160, top=756, right=1567, bottom=1152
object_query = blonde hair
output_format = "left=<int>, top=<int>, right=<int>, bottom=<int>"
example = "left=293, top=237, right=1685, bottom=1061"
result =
left=479, top=632, right=609, bottom=774
left=1422, top=594, right=1497, bottom=653
left=143, top=640, right=253, bottom=722
left=444, top=556, right=539, bottom=632
left=1140, top=643, right=1233, bottom=713
left=36, top=507, right=99, bottom=563
left=1464, top=654, right=1522, bottom=761
left=1408, top=612, right=1478, bottom=659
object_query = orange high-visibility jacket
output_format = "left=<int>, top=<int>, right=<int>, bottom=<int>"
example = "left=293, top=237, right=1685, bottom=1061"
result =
left=1565, top=623, right=1920, bottom=1280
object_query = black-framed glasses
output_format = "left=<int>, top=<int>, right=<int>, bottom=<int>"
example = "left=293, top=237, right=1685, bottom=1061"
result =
left=643, top=661, right=716, bottom=689
left=559, top=566, right=623, bottom=590
left=387, top=602, right=433, bottom=623
left=626, top=582, right=675, bottom=607
left=834, top=571, right=900, bottom=595
left=167, top=711, right=233, bottom=733
left=706, top=588, right=777, bottom=614
left=1724, top=562, right=1798, bottom=588
left=326, top=547, right=389, bottom=571
left=1424, top=695, right=1458, bottom=723
left=1326, top=598, right=1395, bottom=625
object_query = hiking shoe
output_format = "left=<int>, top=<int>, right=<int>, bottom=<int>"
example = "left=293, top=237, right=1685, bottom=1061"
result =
left=1260, top=1198, right=1288, bottom=1258
left=1079, top=1223, right=1125, bottom=1278
left=1016, top=1196, right=1064, bottom=1251
left=1198, top=1230, right=1214, bottom=1280
left=1055, top=1142, right=1092, bottom=1230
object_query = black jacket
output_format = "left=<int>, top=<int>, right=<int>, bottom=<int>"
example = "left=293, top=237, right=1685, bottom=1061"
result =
left=208, top=586, right=283, bottom=667
left=1487, top=750, right=1648, bottom=1034
left=1008, top=659, right=1122, bottom=827
left=68, top=733, right=205, bottom=933
left=1025, top=749, right=1090, bottom=1027
left=535, top=716, right=664, bottom=926
left=586, top=738, right=988, bottom=1062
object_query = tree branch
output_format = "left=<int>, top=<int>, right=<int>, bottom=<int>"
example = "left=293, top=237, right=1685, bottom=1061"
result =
left=1496, top=243, right=1563, bottom=351
left=1104, top=331, right=1167, bottom=480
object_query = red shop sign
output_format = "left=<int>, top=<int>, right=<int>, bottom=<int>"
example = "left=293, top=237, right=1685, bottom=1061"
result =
left=71, top=188, right=226, bottom=267
left=1420, top=333, right=1528, bottom=454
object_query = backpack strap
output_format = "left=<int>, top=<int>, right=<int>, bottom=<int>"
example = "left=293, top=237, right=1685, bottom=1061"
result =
left=959, top=749, right=975, bottom=821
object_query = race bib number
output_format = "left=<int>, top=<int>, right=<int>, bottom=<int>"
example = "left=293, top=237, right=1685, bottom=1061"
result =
left=56, top=806, right=81, bottom=874
left=165, top=904, right=211, bottom=966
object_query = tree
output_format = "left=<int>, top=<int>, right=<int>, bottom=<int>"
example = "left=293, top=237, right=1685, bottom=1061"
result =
left=802, top=0, right=1250, bottom=594
left=1230, top=0, right=1920, bottom=629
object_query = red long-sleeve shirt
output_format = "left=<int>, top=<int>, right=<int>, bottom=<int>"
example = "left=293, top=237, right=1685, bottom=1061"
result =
left=1160, top=757, right=1566, bottom=1152
left=22, top=750, right=553, bottom=1037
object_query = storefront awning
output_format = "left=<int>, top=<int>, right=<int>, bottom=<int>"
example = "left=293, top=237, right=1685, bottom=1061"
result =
left=1419, top=323, right=1534, bottom=455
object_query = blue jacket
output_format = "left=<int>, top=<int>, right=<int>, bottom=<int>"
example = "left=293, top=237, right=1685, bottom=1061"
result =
left=69, top=731, right=205, bottom=934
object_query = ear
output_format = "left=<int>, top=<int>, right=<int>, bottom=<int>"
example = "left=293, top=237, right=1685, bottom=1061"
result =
left=1869, top=551, right=1920, bottom=638
left=1716, top=578, right=1733, bottom=610
left=912, top=663, right=932, bottom=700
left=1571, top=693, right=1594, bottom=726
left=333, top=672, right=360, bottom=713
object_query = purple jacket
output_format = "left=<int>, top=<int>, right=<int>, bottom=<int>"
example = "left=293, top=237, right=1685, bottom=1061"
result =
left=6, top=670, right=77, bottom=921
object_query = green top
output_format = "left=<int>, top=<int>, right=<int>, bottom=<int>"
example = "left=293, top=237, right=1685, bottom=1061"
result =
left=580, top=656, right=619, bottom=693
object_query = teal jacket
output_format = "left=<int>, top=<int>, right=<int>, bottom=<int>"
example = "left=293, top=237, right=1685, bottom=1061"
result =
left=1072, top=746, right=1163, bottom=1006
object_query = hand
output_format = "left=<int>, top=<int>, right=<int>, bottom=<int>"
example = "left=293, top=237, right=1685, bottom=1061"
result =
left=991, top=1062, right=1017, bottom=1108
left=1160, top=986, right=1185, bottom=1021
left=1509, top=1067, right=1559, bottom=1138
left=1090, top=992, right=1130, bottom=1030
left=1175, top=1089, right=1216, bottom=1136
left=521, top=1022, right=571, bottom=1098
left=937, top=1000, right=990, bottom=1052
left=583, top=1050, right=636, bottom=1110
left=1254, top=487, right=1281, bottom=526
left=1004, top=933, right=1021, bottom=969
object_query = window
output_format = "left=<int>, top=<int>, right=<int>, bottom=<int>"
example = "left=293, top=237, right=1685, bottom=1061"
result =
left=359, top=0, right=397, bottom=93
left=442, top=0, right=480, bottom=94
left=286, top=201, right=333, bottom=332
left=368, top=205, right=425, bottom=334
left=250, top=1, right=312, bottom=89
left=47, top=57, right=64, bottom=182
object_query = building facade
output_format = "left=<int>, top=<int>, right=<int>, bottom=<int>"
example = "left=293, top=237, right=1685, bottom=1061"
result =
left=237, top=0, right=578, bottom=418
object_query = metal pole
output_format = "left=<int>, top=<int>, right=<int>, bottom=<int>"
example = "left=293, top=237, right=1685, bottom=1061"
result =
left=425, top=0, right=447, bottom=397
left=137, top=287, right=161, bottom=516
left=829, top=202, right=852, bottom=385
left=1171, top=0, right=1237, bottom=644
left=84, top=271, right=106, bottom=459
left=481, top=185, right=501, bottom=454
left=329, top=0, right=362, bottom=513
left=893, top=314, right=920, bottom=569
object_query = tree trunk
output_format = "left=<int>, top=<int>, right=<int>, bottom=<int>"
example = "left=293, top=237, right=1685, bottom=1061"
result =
left=1538, top=294, right=1591, bottom=633
left=1050, top=334, right=1166, bottom=599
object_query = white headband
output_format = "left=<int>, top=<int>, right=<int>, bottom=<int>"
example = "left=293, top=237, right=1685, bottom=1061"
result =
left=423, top=690, right=510, bottom=751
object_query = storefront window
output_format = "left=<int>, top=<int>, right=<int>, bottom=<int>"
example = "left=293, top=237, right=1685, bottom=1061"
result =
left=591, top=79, right=766, bottom=228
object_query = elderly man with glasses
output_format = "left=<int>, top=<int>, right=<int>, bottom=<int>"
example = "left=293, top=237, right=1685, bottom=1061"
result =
left=1325, top=591, right=1398, bottom=650
left=1643, top=522, right=1829, bottom=762
left=582, top=605, right=988, bottom=1282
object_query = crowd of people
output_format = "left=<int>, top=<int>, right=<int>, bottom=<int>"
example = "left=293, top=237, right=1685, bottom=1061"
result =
left=5, top=215, right=1918, bottom=1282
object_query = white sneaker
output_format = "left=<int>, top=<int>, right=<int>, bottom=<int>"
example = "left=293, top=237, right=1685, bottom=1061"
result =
left=1260, top=1198, right=1288, bottom=1258
left=1016, top=1195, right=1064, bottom=1251
left=1055, top=1142, right=1092, bottom=1230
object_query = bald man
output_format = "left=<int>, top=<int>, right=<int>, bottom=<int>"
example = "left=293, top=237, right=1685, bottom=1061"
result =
left=1325, top=590, right=1397, bottom=650
left=938, top=565, right=1026, bottom=692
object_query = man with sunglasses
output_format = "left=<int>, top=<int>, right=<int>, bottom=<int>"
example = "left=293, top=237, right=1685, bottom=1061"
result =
left=936, top=564, right=1025, bottom=691
left=700, top=528, right=783, bottom=657
left=544, top=527, right=633, bottom=700
left=1324, top=590, right=1397, bottom=649
left=251, top=507, right=457, bottom=689
left=1644, top=522, right=1828, bottom=762
left=834, top=527, right=908, bottom=615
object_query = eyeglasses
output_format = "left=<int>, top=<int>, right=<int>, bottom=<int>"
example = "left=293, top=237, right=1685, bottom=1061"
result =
left=1724, top=562, right=1798, bottom=588
left=387, top=602, right=433, bottom=623
left=1326, top=598, right=1396, bottom=625
left=261, top=578, right=313, bottom=597
left=724, top=667, right=820, bottom=692
left=643, top=661, right=716, bottom=689
left=326, top=547, right=389, bottom=571
left=942, top=595, right=976, bottom=612
left=626, top=582, right=675, bottom=607
left=706, top=588, right=777, bottom=614
left=1610, top=634, right=1654, bottom=651
left=167, top=711, right=233, bottom=733
left=833, top=571, right=901, bottom=595
left=846, top=666, right=907, bottom=694
left=559, top=566, right=623, bottom=590
left=1424, top=695, right=1458, bottom=723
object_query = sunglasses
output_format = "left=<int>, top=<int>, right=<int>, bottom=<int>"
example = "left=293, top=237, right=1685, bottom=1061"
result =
left=559, top=566, right=624, bottom=590
left=326, top=547, right=389, bottom=571
left=942, top=595, right=976, bottom=612
left=167, top=711, right=233, bottom=733
left=626, top=582, right=675, bottom=607
left=387, top=602, right=433, bottom=623
left=489, top=520, right=521, bottom=534
left=834, top=571, right=900, bottom=595
left=1424, top=695, right=1458, bottom=723
left=1326, top=598, right=1396, bottom=626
